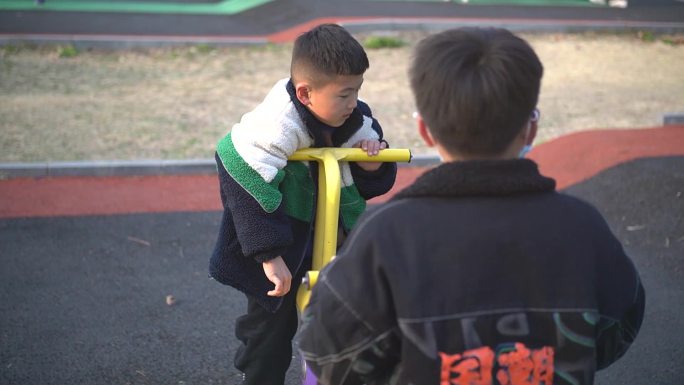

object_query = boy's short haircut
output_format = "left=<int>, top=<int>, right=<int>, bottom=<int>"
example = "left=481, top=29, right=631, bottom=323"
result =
left=291, top=24, right=369, bottom=87
left=409, top=28, right=543, bottom=156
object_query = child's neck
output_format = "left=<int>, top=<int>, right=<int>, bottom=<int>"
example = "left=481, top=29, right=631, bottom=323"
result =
left=438, top=144, right=521, bottom=162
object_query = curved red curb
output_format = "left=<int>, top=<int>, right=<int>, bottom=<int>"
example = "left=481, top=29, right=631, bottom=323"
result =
left=529, top=125, right=684, bottom=190
left=0, top=174, right=220, bottom=219
left=0, top=126, right=682, bottom=219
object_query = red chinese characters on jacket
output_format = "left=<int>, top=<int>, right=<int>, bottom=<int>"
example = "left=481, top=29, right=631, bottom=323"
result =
left=440, top=343, right=554, bottom=385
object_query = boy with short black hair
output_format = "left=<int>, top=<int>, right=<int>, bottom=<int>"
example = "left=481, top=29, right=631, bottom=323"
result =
left=209, top=23, right=396, bottom=385
left=298, top=27, right=644, bottom=385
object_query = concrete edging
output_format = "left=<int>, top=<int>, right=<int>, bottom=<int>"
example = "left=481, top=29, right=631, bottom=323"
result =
left=663, top=113, right=684, bottom=126
left=0, top=159, right=218, bottom=179
left=0, top=155, right=441, bottom=179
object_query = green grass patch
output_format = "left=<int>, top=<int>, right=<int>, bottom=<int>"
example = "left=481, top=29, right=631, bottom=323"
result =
left=363, top=36, right=406, bottom=49
left=661, top=37, right=682, bottom=46
left=58, top=45, right=79, bottom=58
left=1, top=45, right=22, bottom=55
left=194, top=44, right=216, bottom=54
left=636, top=31, right=684, bottom=46
left=637, top=31, right=656, bottom=43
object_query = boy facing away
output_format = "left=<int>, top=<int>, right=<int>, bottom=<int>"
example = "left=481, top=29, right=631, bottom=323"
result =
left=298, top=27, right=645, bottom=385
left=208, top=24, right=397, bottom=385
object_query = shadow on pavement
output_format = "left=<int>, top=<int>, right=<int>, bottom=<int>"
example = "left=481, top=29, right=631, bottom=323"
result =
left=1, top=155, right=682, bottom=384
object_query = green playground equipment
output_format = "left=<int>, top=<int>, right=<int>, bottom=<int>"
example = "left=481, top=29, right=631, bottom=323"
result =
left=0, top=0, right=273, bottom=15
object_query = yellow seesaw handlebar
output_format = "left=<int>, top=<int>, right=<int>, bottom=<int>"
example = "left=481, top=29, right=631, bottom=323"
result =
left=290, top=148, right=412, bottom=310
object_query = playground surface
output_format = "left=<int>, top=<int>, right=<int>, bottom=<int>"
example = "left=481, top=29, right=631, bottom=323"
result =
left=1, top=126, right=683, bottom=385
left=1, top=1, right=684, bottom=384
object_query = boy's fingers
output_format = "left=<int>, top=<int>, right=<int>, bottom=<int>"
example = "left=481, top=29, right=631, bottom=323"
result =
left=282, top=274, right=291, bottom=294
left=355, top=139, right=383, bottom=156
left=267, top=276, right=284, bottom=296
left=270, top=271, right=287, bottom=296
left=267, top=274, right=292, bottom=297
left=368, top=141, right=380, bottom=155
left=262, top=256, right=292, bottom=297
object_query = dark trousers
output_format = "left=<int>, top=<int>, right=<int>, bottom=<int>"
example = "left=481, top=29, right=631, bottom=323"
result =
left=234, top=270, right=305, bottom=385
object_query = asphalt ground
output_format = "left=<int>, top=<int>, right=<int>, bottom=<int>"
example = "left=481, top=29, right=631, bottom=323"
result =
left=1, top=127, right=683, bottom=385
left=1, top=2, right=683, bottom=384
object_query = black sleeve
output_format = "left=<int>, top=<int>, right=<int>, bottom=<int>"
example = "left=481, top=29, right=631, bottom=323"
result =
left=350, top=162, right=397, bottom=200
left=594, top=218, right=646, bottom=369
left=596, top=281, right=645, bottom=369
left=351, top=103, right=398, bottom=199
left=215, top=152, right=292, bottom=262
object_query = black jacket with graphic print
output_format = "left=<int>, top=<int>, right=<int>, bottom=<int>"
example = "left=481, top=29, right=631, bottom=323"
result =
left=298, top=159, right=645, bottom=385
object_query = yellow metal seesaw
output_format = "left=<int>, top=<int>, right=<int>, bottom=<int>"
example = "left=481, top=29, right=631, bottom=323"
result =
left=289, top=148, right=412, bottom=311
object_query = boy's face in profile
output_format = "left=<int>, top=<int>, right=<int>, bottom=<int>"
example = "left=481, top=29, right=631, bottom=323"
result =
left=304, top=74, right=364, bottom=127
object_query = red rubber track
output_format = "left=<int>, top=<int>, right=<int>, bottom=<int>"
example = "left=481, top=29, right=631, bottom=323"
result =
left=1, top=125, right=682, bottom=219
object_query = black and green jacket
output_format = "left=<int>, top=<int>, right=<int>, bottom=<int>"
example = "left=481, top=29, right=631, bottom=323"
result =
left=209, top=78, right=397, bottom=312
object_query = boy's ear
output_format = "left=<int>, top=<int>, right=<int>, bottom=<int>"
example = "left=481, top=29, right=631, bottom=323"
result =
left=295, top=82, right=312, bottom=106
left=417, top=116, right=436, bottom=147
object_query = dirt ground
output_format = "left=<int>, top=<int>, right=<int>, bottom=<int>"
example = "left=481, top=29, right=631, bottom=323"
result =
left=0, top=31, right=682, bottom=162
